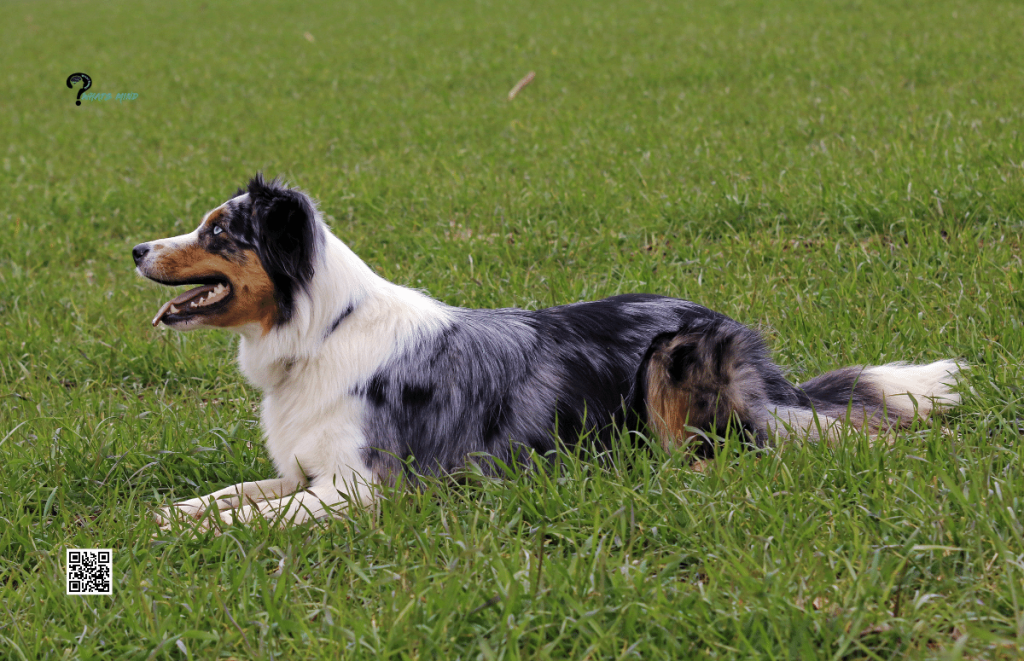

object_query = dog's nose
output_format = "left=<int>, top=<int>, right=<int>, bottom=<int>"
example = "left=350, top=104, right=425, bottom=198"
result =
left=132, top=243, right=151, bottom=266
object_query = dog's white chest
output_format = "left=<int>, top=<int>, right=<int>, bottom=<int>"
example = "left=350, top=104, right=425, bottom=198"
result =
left=260, top=385, right=369, bottom=485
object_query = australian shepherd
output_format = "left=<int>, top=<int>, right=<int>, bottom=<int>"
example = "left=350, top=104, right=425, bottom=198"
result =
left=134, top=174, right=962, bottom=529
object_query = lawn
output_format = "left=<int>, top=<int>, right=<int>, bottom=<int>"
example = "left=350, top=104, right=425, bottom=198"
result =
left=1, top=0, right=1023, bottom=658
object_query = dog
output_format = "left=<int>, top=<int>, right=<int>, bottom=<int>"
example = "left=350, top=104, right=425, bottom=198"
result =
left=134, top=174, right=962, bottom=529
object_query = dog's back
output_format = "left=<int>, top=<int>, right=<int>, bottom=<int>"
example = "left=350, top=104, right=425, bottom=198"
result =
left=358, top=294, right=724, bottom=481
left=357, top=292, right=962, bottom=482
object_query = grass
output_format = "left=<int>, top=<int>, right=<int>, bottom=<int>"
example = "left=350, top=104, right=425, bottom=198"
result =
left=1, top=0, right=1023, bottom=657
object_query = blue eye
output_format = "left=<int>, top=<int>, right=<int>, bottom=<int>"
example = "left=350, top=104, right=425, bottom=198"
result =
left=212, top=225, right=223, bottom=236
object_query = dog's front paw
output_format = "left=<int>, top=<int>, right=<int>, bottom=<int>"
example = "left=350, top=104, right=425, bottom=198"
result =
left=154, top=503, right=197, bottom=525
left=154, top=507, right=227, bottom=539
left=153, top=501, right=221, bottom=536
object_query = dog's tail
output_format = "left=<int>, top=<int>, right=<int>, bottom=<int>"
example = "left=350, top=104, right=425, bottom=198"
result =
left=640, top=320, right=963, bottom=452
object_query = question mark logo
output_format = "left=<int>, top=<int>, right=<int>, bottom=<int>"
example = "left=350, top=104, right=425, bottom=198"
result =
left=66, top=73, right=92, bottom=106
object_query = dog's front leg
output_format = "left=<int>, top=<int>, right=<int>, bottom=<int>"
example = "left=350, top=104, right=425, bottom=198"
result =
left=155, top=477, right=306, bottom=530
left=219, top=479, right=376, bottom=527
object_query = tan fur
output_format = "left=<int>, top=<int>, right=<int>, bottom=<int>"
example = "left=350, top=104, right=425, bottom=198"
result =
left=644, top=347, right=700, bottom=453
left=209, top=250, right=278, bottom=334
left=148, top=245, right=279, bottom=335
left=645, top=329, right=962, bottom=450
left=203, top=208, right=227, bottom=227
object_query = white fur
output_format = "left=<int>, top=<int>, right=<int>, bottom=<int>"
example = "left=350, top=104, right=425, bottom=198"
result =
left=157, top=213, right=452, bottom=531
left=859, top=359, right=963, bottom=419
left=149, top=203, right=223, bottom=254
left=758, top=360, right=963, bottom=442
left=762, top=406, right=845, bottom=441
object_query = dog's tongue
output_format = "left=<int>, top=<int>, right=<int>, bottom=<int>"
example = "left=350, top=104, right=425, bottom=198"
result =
left=151, top=284, right=219, bottom=326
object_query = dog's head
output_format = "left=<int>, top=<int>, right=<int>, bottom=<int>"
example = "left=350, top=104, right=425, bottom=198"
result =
left=133, top=174, right=323, bottom=334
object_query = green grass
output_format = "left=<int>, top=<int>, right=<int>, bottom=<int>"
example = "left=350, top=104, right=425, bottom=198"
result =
left=2, top=0, right=1024, bottom=657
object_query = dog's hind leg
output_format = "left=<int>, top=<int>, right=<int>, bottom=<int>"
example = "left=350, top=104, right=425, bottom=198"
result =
left=154, top=477, right=307, bottom=530
left=642, top=320, right=964, bottom=450
left=641, top=320, right=773, bottom=455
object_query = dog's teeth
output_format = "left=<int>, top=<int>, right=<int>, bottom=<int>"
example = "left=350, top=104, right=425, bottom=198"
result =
left=190, top=300, right=198, bottom=308
left=170, top=304, right=179, bottom=314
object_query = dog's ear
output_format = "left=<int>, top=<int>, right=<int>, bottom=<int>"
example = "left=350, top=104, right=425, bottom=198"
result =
left=248, top=173, right=323, bottom=323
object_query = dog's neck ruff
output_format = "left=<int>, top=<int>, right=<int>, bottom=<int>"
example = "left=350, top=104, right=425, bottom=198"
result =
left=235, top=228, right=452, bottom=394
left=324, top=303, right=356, bottom=341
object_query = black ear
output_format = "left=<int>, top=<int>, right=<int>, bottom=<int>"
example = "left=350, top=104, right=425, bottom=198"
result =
left=248, top=173, right=323, bottom=323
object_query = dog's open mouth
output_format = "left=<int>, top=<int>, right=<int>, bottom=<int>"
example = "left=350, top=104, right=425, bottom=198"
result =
left=152, top=280, right=232, bottom=326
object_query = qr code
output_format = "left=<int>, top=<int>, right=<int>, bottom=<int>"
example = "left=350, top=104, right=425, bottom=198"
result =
left=66, top=549, right=112, bottom=595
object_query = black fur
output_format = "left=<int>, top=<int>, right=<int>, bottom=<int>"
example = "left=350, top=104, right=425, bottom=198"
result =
left=223, top=197, right=259, bottom=247
left=644, top=323, right=928, bottom=447
left=796, top=367, right=899, bottom=432
left=358, top=295, right=736, bottom=481
left=324, top=303, right=356, bottom=339
left=355, top=289, right=945, bottom=483
left=643, top=319, right=783, bottom=449
left=247, top=173, right=324, bottom=323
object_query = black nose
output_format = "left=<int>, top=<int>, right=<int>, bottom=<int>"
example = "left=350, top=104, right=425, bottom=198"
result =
left=132, top=243, right=150, bottom=266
